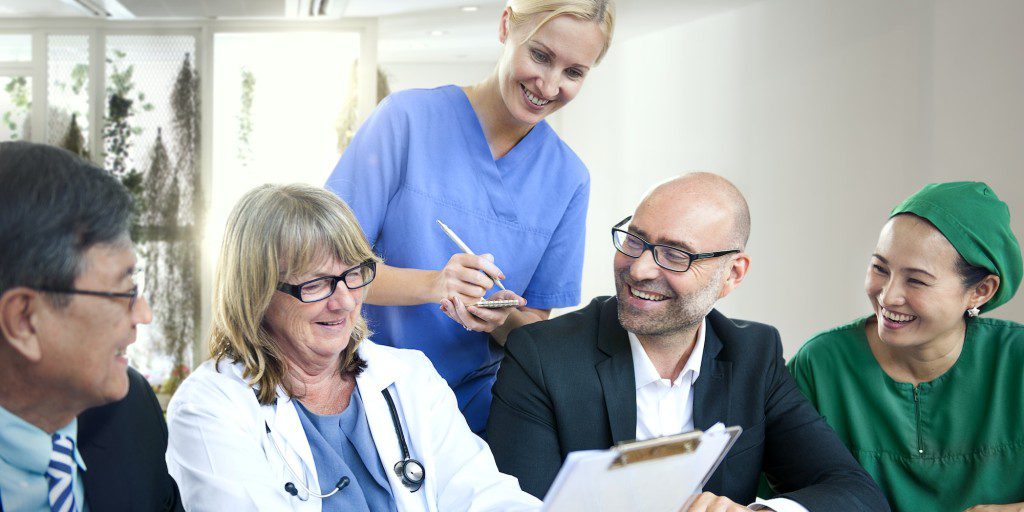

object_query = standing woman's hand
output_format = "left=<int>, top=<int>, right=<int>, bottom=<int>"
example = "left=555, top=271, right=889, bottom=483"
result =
left=433, top=253, right=506, bottom=305
left=441, top=289, right=526, bottom=333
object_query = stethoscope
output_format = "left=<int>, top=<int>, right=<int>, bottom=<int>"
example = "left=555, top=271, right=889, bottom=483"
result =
left=264, top=388, right=426, bottom=500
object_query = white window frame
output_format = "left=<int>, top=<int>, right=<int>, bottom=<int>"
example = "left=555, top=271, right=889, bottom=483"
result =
left=0, top=18, right=378, bottom=367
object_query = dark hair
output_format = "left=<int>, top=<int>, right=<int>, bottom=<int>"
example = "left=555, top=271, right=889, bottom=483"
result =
left=955, top=253, right=991, bottom=289
left=0, top=142, right=133, bottom=307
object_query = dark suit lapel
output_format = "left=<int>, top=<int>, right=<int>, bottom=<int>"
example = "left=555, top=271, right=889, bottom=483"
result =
left=693, top=315, right=731, bottom=431
left=594, top=298, right=637, bottom=444
left=692, top=315, right=732, bottom=494
left=78, top=420, right=127, bottom=511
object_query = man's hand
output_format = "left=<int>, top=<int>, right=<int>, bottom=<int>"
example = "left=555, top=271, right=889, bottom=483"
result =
left=684, top=492, right=753, bottom=512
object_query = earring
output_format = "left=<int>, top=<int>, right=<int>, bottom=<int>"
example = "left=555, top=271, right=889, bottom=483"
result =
left=967, top=306, right=981, bottom=318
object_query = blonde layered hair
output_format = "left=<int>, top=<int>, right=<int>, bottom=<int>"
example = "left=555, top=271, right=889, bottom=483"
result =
left=507, top=0, right=616, bottom=63
left=209, top=184, right=379, bottom=405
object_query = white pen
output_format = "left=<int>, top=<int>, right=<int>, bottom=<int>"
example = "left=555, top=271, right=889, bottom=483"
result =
left=436, top=219, right=506, bottom=290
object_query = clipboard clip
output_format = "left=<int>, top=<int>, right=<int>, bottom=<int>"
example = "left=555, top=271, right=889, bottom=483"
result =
left=609, top=430, right=703, bottom=469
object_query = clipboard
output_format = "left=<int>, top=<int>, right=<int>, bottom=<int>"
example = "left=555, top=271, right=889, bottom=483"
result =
left=542, top=424, right=743, bottom=512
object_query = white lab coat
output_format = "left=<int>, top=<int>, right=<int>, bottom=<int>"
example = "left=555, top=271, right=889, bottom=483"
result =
left=166, top=339, right=541, bottom=512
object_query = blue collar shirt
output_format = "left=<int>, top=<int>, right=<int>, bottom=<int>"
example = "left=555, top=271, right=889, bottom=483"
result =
left=0, top=404, right=88, bottom=512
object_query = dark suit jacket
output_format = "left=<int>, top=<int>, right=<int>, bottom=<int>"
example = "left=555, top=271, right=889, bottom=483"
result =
left=76, top=367, right=184, bottom=511
left=488, top=297, right=889, bottom=512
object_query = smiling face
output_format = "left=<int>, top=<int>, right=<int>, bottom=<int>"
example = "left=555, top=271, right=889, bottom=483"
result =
left=264, top=257, right=366, bottom=369
left=35, top=241, right=151, bottom=408
left=613, top=183, right=742, bottom=338
left=866, top=214, right=980, bottom=349
left=495, top=11, right=606, bottom=126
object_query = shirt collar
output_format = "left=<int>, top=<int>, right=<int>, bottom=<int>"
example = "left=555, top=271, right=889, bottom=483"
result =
left=628, top=318, right=706, bottom=390
left=0, top=404, right=88, bottom=475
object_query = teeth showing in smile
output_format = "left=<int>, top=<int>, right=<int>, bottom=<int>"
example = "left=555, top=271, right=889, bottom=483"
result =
left=630, top=287, right=667, bottom=301
left=881, top=308, right=917, bottom=323
left=116, top=347, right=127, bottom=357
left=317, top=319, right=345, bottom=326
left=521, top=84, right=551, bottom=106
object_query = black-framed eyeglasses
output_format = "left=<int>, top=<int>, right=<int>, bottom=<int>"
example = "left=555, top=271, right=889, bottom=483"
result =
left=37, top=285, right=140, bottom=310
left=611, top=216, right=740, bottom=273
left=276, top=260, right=377, bottom=303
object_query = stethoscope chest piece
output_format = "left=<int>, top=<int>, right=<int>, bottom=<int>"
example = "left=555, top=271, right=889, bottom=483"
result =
left=395, top=457, right=425, bottom=492
left=382, top=388, right=426, bottom=492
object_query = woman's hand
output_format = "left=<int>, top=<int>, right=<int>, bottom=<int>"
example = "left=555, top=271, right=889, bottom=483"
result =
left=440, top=289, right=525, bottom=333
left=964, top=504, right=1024, bottom=512
left=432, top=253, right=506, bottom=305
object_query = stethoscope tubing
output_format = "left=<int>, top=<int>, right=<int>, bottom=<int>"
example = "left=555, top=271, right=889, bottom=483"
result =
left=263, top=387, right=426, bottom=500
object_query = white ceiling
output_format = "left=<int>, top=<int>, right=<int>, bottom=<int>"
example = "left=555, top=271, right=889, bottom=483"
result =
left=0, top=0, right=92, bottom=17
left=117, top=0, right=288, bottom=18
left=0, top=0, right=767, bottom=63
left=345, top=0, right=483, bottom=18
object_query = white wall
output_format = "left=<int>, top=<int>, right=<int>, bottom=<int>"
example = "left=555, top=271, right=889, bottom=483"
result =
left=383, top=60, right=494, bottom=93
left=552, top=0, right=1024, bottom=356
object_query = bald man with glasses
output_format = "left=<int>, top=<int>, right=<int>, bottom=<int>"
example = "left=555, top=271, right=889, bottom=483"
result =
left=488, top=173, right=889, bottom=512
left=0, top=142, right=182, bottom=511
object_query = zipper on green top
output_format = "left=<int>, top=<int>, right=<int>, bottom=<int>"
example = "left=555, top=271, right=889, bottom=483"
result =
left=913, top=386, right=923, bottom=455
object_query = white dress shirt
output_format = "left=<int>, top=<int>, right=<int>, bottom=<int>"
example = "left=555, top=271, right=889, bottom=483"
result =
left=629, top=323, right=704, bottom=441
left=627, top=320, right=808, bottom=512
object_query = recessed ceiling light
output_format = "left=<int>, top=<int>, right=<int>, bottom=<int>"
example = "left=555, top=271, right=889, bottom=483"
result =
left=461, top=6, right=479, bottom=12
left=430, top=30, right=447, bottom=37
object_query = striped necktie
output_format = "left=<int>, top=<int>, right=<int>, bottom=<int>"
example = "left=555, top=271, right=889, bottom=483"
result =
left=46, top=433, right=78, bottom=512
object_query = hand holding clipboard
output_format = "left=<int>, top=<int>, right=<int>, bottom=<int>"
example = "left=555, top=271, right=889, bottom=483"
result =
left=542, top=424, right=743, bottom=512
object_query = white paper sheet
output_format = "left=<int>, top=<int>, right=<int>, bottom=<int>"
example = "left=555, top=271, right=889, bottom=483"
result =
left=542, top=423, right=740, bottom=512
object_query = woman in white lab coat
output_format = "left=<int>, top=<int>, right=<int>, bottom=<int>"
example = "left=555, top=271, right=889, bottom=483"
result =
left=165, top=184, right=540, bottom=512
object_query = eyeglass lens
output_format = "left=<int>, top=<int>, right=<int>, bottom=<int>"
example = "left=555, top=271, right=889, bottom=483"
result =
left=299, top=264, right=375, bottom=302
left=612, top=230, right=692, bottom=272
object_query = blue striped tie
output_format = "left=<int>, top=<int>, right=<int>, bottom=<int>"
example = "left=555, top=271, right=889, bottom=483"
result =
left=46, top=433, right=78, bottom=512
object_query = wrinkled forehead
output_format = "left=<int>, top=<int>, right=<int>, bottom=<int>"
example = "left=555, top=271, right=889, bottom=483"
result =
left=630, top=189, right=736, bottom=251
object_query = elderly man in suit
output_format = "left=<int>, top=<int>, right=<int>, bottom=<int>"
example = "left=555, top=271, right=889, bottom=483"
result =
left=488, top=172, right=889, bottom=512
left=0, top=142, right=182, bottom=511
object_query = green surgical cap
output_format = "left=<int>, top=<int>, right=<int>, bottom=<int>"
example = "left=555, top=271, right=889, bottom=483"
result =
left=890, top=181, right=1022, bottom=312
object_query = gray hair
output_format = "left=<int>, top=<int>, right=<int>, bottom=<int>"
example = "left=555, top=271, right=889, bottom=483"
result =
left=0, top=142, right=132, bottom=308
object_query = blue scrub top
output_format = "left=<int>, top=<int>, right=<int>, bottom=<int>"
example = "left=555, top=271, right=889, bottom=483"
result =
left=326, top=85, right=589, bottom=434
left=294, top=388, right=397, bottom=512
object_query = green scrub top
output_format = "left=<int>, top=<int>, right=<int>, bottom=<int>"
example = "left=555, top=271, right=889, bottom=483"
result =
left=788, top=316, right=1024, bottom=512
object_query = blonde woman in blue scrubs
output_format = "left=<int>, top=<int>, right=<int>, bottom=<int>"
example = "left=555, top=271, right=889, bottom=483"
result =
left=326, top=0, right=615, bottom=435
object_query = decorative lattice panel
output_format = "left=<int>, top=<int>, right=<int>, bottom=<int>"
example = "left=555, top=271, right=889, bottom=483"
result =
left=104, top=34, right=196, bottom=176
left=103, top=35, right=199, bottom=382
left=47, top=35, right=91, bottom=155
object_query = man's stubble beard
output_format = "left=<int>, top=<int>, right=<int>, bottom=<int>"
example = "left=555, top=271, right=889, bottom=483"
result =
left=615, top=265, right=726, bottom=337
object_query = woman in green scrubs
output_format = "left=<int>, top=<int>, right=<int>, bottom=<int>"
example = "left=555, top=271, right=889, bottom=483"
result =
left=788, top=182, right=1024, bottom=512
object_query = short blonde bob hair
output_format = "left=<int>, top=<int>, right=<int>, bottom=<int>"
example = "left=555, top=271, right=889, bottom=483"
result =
left=209, top=183, right=379, bottom=405
left=507, top=0, right=616, bottom=63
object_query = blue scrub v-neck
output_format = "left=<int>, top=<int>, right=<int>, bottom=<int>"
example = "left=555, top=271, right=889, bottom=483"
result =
left=294, top=388, right=397, bottom=512
left=446, top=86, right=548, bottom=223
